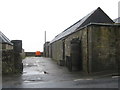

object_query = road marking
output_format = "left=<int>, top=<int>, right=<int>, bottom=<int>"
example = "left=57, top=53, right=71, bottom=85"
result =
left=24, top=81, right=31, bottom=83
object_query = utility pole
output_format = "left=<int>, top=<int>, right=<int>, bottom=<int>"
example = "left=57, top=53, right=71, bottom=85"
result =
left=44, top=31, right=46, bottom=57
left=45, top=31, right=46, bottom=43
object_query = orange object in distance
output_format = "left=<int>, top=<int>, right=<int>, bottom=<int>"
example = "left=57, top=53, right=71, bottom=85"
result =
left=35, top=51, right=41, bottom=56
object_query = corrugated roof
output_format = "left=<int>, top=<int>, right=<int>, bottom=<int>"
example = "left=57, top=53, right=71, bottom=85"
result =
left=0, top=31, right=13, bottom=45
left=50, top=7, right=114, bottom=44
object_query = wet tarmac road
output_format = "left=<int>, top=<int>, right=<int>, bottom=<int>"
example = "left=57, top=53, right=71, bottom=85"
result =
left=2, top=57, right=119, bottom=88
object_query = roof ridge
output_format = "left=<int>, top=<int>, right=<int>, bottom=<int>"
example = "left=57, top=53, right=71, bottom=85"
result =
left=0, top=31, right=13, bottom=45
left=50, top=7, right=113, bottom=44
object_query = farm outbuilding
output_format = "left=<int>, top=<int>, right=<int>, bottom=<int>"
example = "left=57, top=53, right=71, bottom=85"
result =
left=44, top=7, right=120, bottom=74
left=1, top=31, right=23, bottom=74
left=114, top=17, right=120, bottom=23
left=44, top=41, right=50, bottom=57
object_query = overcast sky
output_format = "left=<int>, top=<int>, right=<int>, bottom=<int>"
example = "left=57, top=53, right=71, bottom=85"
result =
left=0, top=0, right=119, bottom=52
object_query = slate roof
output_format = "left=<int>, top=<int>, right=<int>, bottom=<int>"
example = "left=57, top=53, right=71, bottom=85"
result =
left=50, top=7, right=114, bottom=44
left=113, top=17, right=120, bottom=23
left=0, top=31, right=13, bottom=45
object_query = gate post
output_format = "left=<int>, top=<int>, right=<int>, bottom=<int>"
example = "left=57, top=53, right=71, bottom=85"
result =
left=11, top=40, right=23, bottom=73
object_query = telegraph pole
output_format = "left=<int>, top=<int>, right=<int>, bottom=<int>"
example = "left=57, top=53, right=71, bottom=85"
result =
left=45, top=31, right=46, bottom=43
left=44, top=31, right=46, bottom=57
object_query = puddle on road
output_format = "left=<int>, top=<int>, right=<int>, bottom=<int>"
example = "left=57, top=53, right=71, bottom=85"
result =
left=23, top=70, right=48, bottom=75
left=23, top=78, right=43, bottom=83
left=23, top=71, right=40, bottom=75
left=24, top=64, right=38, bottom=67
left=24, top=81, right=31, bottom=83
left=74, top=78, right=93, bottom=81
left=112, top=76, right=120, bottom=78
left=22, top=58, right=49, bottom=83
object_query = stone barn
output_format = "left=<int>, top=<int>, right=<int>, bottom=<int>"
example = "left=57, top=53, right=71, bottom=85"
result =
left=114, top=17, right=120, bottom=23
left=44, top=7, right=120, bottom=74
left=44, top=41, right=50, bottom=57
left=1, top=31, right=23, bottom=74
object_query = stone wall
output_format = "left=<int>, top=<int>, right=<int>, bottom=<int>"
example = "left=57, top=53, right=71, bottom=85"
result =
left=2, top=40, right=23, bottom=74
left=2, top=49, right=15, bottom=74
left=64, top=28, right=88, bottom=72
left=48, top=44, right=52, bottom=58
left=88, top=24, right=120, bottom=73
left=49, top=24, right=120, bottom=73
left=51, top=40, right=63, bottom=62
left=20, top=49, right=26, bottom=59
left=2, top=43, right=13, bottom=50
left=44, top=42, right=50, bottom=57
left=50, top=27, right=89, bottom=72
left=25, top=52, right=35, bottom=56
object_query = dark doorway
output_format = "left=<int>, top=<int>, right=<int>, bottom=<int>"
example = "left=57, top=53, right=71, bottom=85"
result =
left=50, top=45, right=52, bottom=58
left=63, top=40, right=65, bottom=61
left=70, top=38, right=82, bottom=71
